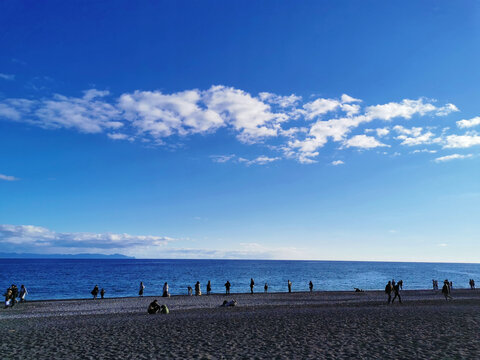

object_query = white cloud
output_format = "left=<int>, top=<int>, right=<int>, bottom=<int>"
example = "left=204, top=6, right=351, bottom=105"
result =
left=0, top=73, right=15, bottom=81
left=393, top=125, right=438, bottom=146
left=107, top=133, right=132, bottom=141
left=364, top=98, right=436, bottom=121
left=0, top=174, right=18, bottom=181
left=365, top=127, right=390, bottom=137
left=436, top=103, right=459, bottom=116
left=303, top=98, right=340, bottom=120
left=211, top=154, right=236, bottom=163
left=434, top=154, right=473, bottom=163
left=258, top=92, right=301, bottom=108
left=412, top=149, right=437, bottom=154
left=240, top=155, right=281, bottom=166
left=443, top=134, right=480, bottom=148
left=331, top=160, right=344, bottom=165
left=457, top=116, right=480, bottom=129
left=341, top=94, right=361, bottom=103
left=344, top=135, right=389, bottom=149
left=0, top=224, right=175, bottom=254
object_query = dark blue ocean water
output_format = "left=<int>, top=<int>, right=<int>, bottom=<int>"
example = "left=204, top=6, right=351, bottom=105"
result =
left=1, top=259, right=480, bottom=300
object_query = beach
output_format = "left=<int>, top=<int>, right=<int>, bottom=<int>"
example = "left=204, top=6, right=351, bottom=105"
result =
left=2, top=289, right=480, bottom=359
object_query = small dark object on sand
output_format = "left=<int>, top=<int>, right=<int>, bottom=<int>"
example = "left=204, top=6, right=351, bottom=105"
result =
left=354, top=288, right=364, bottom=292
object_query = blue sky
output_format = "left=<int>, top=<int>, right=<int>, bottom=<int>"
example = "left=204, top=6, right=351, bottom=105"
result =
left=1, top=1, right=480, bottom=261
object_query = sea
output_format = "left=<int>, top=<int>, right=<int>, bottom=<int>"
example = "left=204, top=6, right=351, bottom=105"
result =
left=1, top=259, right=480, bottom=301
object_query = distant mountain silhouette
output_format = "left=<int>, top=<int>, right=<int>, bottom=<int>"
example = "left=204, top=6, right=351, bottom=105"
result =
left=0, top=252, right=134, bottom=259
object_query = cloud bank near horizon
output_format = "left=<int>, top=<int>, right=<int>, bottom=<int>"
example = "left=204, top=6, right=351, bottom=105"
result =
left=1, top=85, right=478, bottom=164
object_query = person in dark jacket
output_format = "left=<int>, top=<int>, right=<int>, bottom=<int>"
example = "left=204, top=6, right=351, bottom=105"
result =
left=206, top=281, right=212, bottom=295
left=385, top=281, right=392, bottom=304
left=287, top=280, right=292, bottom=293
left=100, top=288, right=105, bottom=299
left=91, top=285, right=99, bottom=299
left=309, top=281, right=314, bottom=292
left=224, top=281, right=231, bottom=295
left=250, top=278, right=255, bottom=294
left=195, top=281, right=201, bottom=296
left=392, top=283, right=402, bottom=303
left=148, top=300, right=161, bottom=314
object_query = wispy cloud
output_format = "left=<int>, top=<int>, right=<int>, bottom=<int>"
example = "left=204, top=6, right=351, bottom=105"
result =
left=331, top=160, right=344, bottom=165
left=434, top=153, right=473, bottom=163
left=0, top=73, right=15, bottom=81
left=0, top=174, right=19, bottom=181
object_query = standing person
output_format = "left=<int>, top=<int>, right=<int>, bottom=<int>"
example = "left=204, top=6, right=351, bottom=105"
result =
left=391, top=279, right=396, bottom=289
left=432, top=279, right=436, bottom=290
left=450, top=281, right=453, bottom=289
left=473, top=279, right=476, bottom=289
left=385, top=281, right=392, bottom=304
left=392, top=283, right=402, bottom=304
left=91, top=285, right=99, bottom=299
left=398, top=280, right=403, bottom=290
left=139, top=282, right=145, bottom=297
left=287, top=280, right=292, bottom=293
left=162, top=282, right=170, bottom=297
left=19, top=285, right=28, bottom=302
left=224, top=281, right=231, bottom=295
left=4, top=287, right=12, bottom=308
left=264, top=283, right=268, bottom=293
left=309, top=281, right=313, bottom=292
left=250, top=278, right=255, bottom=294
left=187, top=286, right=193, bottom=296
left=100, top=288, right=105, bottom=299
left=195, top=281, right=202, bottom=296
left=206, top=281, right=212, bottom=295
left=442, top=280, right=452, bottom=301
left=11, top=285, right=18, bottom=305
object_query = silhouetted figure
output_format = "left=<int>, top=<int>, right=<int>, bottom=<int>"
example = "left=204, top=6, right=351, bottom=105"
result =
left=469, top=279, right=475, bottom=290
left=250, top=278, right=255, bottom=294
left=100, top=288, right=105, bottom=299
left=392, top=283, right=402, bottom=303
left=148, top=300, right=161, bottom=314
left=207, top=281, right=212, bottom=295
left=139, top=282, right=145, bottom=297
left=224, top=281, right=231, bottom=295
left=391, top=279, right=396, bottom=289
left=354, top=288, right=364, bottom=292
left=264, top=283, right=268, bottom=293
left=442, top=280, right=452, bottom=301
left=195, top=281, right=201, bottom=296
left=287, top=280, right=292, bottom=293
left=162, top=282, right=170, bottom=297
left=398, top=280, right=403, bottom=290
left=4, top=287, right=12, bottom=308
left=473, top=279, right=476, bottom=289
left=19, top=285, right=27, bottom=302
left=160, top=304, right=169, bottom=314
left=450, top=281, right=453, bottom=289
left=91, top=285, right=99, bottom=299
left=188, top=286, right=193, bottom=296
left=385, top=281, right=392, bottom=304
left=309, top=281, right=313, bottom=292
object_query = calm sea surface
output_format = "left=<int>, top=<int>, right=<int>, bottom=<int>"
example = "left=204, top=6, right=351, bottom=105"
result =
left=1, top=259, right=480, bottom=300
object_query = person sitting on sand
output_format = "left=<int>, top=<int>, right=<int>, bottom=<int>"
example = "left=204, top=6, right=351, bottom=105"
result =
left=250, top=278, right=255, bottom=294
left=391, top=283, right=402, bottom=304
left=188, top=286, right=193, bottom=296
left=162, top=282, right=170, bottom=297
left=100, top=288, right=105, bottom=299
left=160, top=304, right=169, bottom=314
left=309, top=281, right=313, bottom=292
left=91, top=285, right=99, bottom=299
left=354, top=288, right=364, bottom=292
left=139, top=282, right=145, bottom=297
left=148, top=300, right=161, bottom=314
left=195, top=281, right=201, bottom=296
left=207, top=281, right=212, bottom=295
left=224, top=281, right=231, bottom=295
left=385, top=281, right=392, bottom=304
left=19, top=285, right=27, bottom=303
left=221, top=300, right=237, bottom=307
left=442, top=280, right=452, bottom=301
left=287, top=280, right=292, bottom=293
left=264, top=283, right=268, bottom=293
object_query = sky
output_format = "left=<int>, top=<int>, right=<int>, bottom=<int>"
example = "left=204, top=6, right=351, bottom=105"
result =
left=1, top=1, right=480, bottom=262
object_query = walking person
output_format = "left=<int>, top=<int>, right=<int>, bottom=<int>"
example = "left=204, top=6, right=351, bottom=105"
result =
left=392, top=282, right=402, bottom=304
left=385, top=281, right=392, bottom=304
left=19, top=285, right=28, bottom=303
left=398, top=280, right=403, bottom=290
left=91, top=285, right=99, bottom=299
left=250, top=278, right=255, bottom=294
left=264, top=283, right=268, bottom=293
left=100, top=288, right=105, bottom=299
left=442, top=280, right=452, bottom=301
left=309, top=281, right=313, bottom=292
left=139, top=282, right=145, bottom=297
left=162, top=282, right=170, bottom=297
left=207, top=281, right=212, bottom=295
left=224, top=281, right=231, bottom=295
left=195, top=281, right=201, bottom=296
left=287, top=280, right=292, bottom=293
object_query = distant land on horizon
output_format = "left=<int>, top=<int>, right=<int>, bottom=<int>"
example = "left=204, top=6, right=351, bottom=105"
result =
left=0, top=252, right=135, bottom=259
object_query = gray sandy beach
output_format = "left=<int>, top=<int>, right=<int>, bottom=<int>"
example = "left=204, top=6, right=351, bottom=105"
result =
left=2, top=289, right=480, bottom=359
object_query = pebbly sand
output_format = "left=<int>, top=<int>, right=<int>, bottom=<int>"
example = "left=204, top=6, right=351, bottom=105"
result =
left=1, top=289, right=480, bottom=359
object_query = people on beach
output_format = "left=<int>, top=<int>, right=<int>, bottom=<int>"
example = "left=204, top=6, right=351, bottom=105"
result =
left=309, top=281, right=313, bottom=292
left=442, top=280, right=452, bottom=301
left=139, top=282, right=145, bottom=297
left=354, top=288, right=364, bottom=292
left=287, top=280, right=292, bottom=293
left=250, top=278, right=255, bottom=294
left=385, top=281, right=392, bottom=304
left=221, top=300, right=237, bottom=307
left=160, top=304, right=169, bottom=314
left=207, top=281, right=212, bottom=295
left=391, top=283, right=402, bottom=304
left=162, top=282, right=170, bottom=297
left=148, top=300, right=161, bottom=314
left=100, top=288, right=105, bottom=299
left=188, top=286, right=193, bottom=296
left=469, top=279, right=475, bottom=290
left=398, top=280, right=403, bottom=290
left=195, top=281, right=201, bottom=296
left=264, top=283, right=268, bottom=293
left=224, top=281, right=231, bottom=295
left=91, top=285, right=99, bottom=299
left=19, top=285, right=27, bottom=303
left=432, top=279, right=439, bottom=290
left=11, top=285, right=18, bottom=306
left=4, top=287, right=13, bottom=308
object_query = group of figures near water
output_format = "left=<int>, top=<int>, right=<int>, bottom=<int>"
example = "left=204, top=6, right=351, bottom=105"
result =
left=3, top=284, right=27, bottom=308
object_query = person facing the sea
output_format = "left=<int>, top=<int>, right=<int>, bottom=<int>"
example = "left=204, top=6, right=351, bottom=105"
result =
left=309, top=281, right=313, bottom=292
left=224, top=281, right=231, bottom=295
left=162, top=282, right=170, bottom=297
left=195, top=281, right=201, bottom=296
left=287, top=280, right=292, bottom=293
left=385, top=281, right=392, bottom=304
left=207, top=281, right=212, bottom=295
left=91, top=285, right=99, bottom=299
left=250, top=278, right=255, bottom=294
left=442, top=280, right=452, bottom=301
left=264, top=283, right=268, bottom=293
left=19, top=285, right=27, bottom=302
left=188, top=286, right=193, bottom=296
left=148, top=300, right=161, bottom=314
left=100, top=288, right=105, bottom=299
left=139, top=282, right=145, bottom=297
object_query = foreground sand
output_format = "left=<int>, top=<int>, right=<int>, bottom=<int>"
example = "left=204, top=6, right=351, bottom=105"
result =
left=2, top=289, right=480, bottom=359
